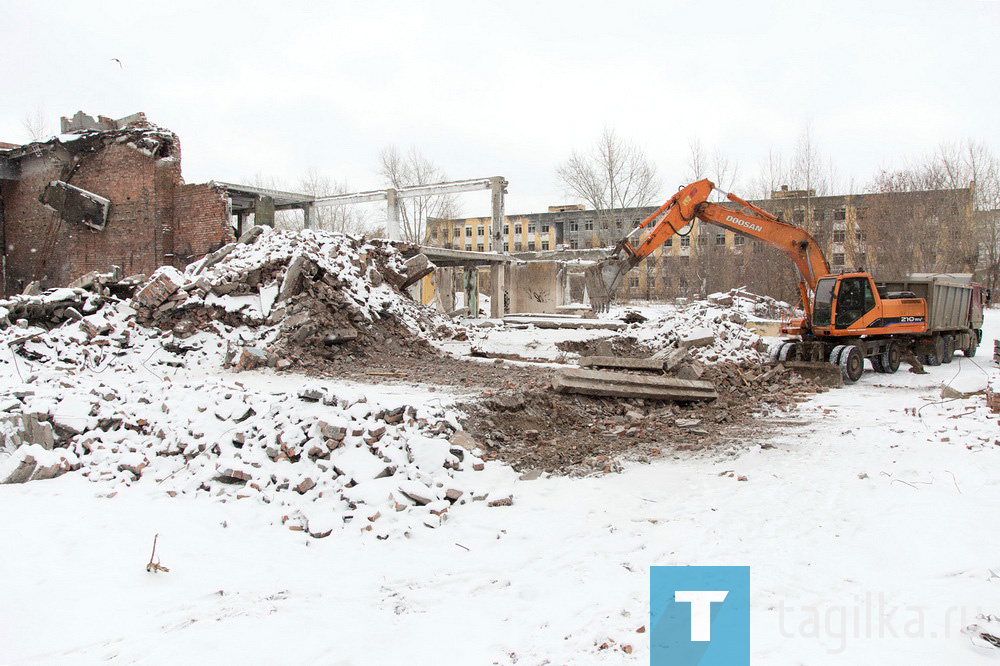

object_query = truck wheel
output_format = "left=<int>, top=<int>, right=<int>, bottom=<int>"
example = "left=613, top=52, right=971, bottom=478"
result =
left=769, top=343, right=783, bottom=362
left=925, top=337, right=944, bottom=366
left=882, top=341, right=901, bottom=373
left=839, top=346, right=864, bottom=383
left=829, top=345, right=847, bottom=365
left=963, top=340, right=978, bottom=357
left=941, top=335, right=955, bottom=364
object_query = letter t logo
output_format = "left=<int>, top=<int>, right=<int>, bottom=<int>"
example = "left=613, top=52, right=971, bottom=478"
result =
left=674, top=590, right=729, bottom=641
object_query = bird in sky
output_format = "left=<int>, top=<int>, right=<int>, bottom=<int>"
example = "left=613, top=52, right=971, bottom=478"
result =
left=110, top=58, right=123, bottom=69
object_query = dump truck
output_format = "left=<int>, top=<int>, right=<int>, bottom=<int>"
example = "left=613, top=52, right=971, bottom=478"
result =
left=585, top=179, right=986, bottom=383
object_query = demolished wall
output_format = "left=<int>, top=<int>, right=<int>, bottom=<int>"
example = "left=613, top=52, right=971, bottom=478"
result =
left=0, top=113, right=234, bottom=297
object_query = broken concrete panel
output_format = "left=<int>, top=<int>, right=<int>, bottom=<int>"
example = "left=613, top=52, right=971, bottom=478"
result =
left=194, top=243, right=236, bottom=275
left=1, top=451, right=37, bottom=484
left=39, top=180, right=111, bottom=231
left=238, top=225, right=265, bottom=245
left=509, top=261, right=560, bottom=314
left=679, top=327, right=715, bottom=348
left=675, top=362, right=705, bottom=380
left=1, top=414, right=55, bottom=450
left=22, top=281, right=42, bottom=296
left=133, top=267, right=183, bottom=308
left=277, top=254, right=315, bottom=302
left=552, top=367, right=717, bottom=402
left=650, top=346, right=689, bottom=371
left=502, top=316, right=624, bottom=331
left=401, top=254, right=437, bottom=290
left=323, top=326, right=359, bottom=345
left=578, top=356, right=666, bottom=372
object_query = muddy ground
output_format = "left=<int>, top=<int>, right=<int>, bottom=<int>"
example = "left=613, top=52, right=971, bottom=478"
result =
left=304, top=344, right=825, bottom=476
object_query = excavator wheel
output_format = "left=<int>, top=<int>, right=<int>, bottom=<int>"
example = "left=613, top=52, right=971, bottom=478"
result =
left=941, top=335, right=955, bottom=364
left=839, top=345, right=864, bottom=383
left=881, top=341, right=901, bottom=373
left=769, top=343, right=784, bottom=362
left=829, top=345, right=847, bottom=366
left=777, top=342, right=798, bottom=362
left=871, top=354, right=885, bottom=373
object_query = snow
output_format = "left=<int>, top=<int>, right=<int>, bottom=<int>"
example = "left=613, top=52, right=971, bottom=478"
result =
left=0, top=298, right=998, bottom=663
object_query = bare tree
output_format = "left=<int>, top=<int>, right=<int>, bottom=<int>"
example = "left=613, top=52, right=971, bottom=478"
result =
left=377, top=146, right=458, bottom=243
left=298, top=169, right=371, bottom=235
left=686, top=138, right=708, bottom=181
left=22, top=106, right=51, bottom=142
left=556, top=127, right=661, bottom=245
left=748, top=149, right=790, bottom=201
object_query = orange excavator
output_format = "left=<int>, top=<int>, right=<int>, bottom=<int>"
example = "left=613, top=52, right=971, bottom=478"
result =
left=585, top=179, right=984, bottom=383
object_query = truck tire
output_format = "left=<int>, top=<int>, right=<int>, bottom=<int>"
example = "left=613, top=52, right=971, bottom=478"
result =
left=925, top=337, right=944, bottom=366
left=769, top=343, right=783, bottom=362
left=881, top=341, right=901, bottom=373
left=840, top=346, right=864, bottom=383
left=963, top=340, right=978, bottom=357
left=941, top=335, right=955, bottom=364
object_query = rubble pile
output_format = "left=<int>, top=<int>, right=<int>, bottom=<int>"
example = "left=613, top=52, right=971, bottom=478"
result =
left=130, top=229, right=456, bottom=368
left=0, top=288, right=106, bottom=330
left=0, top=374, right=511, bottom=537
left=460, top=358, right=830, bottom=474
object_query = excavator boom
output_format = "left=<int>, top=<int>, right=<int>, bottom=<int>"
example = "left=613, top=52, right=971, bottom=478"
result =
left=585, top=179, right=830, bottom=314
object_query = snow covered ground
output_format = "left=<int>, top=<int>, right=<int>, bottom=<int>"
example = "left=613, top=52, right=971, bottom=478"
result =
left=2, top=307, right=998, bottom=664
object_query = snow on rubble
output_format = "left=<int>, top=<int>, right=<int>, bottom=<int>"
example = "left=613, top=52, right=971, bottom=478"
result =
left=0, top=228, right=511, bottom=538
left=466, top=286, right=783, bottom=365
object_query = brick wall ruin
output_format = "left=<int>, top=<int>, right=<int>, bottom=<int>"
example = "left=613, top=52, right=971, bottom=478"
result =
left=0, top=114, right=234, bottom=296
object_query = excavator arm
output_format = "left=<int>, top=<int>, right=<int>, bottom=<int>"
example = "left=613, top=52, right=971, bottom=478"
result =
left=585, top=179, right=830, bottom=317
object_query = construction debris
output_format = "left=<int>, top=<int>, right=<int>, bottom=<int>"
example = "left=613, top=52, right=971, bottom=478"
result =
left=578, top=356, right=668, bottom=372
left=552, top=367, right=718, bottom=402
left=503, top=316, right=625, bottom=331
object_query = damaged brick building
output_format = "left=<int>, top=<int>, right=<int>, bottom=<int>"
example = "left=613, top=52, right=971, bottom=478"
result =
left=0, top=112, right=234, bottom=297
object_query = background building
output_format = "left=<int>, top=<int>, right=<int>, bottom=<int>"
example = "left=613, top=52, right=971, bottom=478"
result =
left=426, top=184, right=976, bottom=304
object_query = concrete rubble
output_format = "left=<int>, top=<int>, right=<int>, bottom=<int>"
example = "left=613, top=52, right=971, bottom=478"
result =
left=553, top=367, right=718, bottom=402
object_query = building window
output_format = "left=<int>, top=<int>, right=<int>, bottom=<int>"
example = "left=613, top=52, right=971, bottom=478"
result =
left=834, top=208, right=847, bottom=221
left=477, top=226, right=484, bottom=236
left=584, top=220, right=594, bottom=231
left=833, top=253, right=845, bottom=266
left=465, top=243, right=472, bottom=251
left=503, top=242, right=509, bottom=252
left=665, top=237, right=673, bottom=247
left=698, top=233, right=707, bottom=246
left=514, top=242, right=523, bottom=251
left=453, top=227, right=461, bottom=238
left=541, top=240, right=549, bottom=250
left=570, top=239, right=579, bottom=249
left=833, top=229, right=846, bottom=243
left=570, top=222, right=579, bottom=232
left=715, top=233, right=726, bottom=246
left=629, top=275, right=640, bottom=288
left=541, top=223, right=549, bottom=232
left=515, top=223, right=522, bottom=234
left=528, top=241, right=536, bottom=251
left=477, top=244, right=484, bottom=252
left=734, top=235, right=746, bottom=247
left=465, top=227, right=472, bottom=237
left=681, top=236, right=691, bottom=247
left=503, top=224, right=509, bottom=234
left=528, top=223, right=537, bottom=233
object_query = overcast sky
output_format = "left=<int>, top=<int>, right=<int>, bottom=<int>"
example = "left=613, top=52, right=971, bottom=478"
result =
left=3, top=0, right=998, bottom=217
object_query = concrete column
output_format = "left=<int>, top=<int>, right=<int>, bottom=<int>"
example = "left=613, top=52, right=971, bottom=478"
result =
left=386, top=189, right=400, bottom=241
left=464, top=266, right=479, bottom=318
left=255, top=195, right=275, bottom=228
left=302, top=204, right=314, bottom=230
left=490, top=176, right=507, bottom=318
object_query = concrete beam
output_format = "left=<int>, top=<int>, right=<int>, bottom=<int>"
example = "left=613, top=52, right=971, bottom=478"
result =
left=552, top=367, right=717, bottom=401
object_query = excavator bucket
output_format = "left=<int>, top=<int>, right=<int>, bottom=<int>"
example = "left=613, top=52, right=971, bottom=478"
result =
left=585, top=257, right=629, bottom=313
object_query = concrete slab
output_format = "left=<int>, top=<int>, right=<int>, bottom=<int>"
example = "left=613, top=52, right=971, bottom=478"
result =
left=578, top=356, right=665, bottom=372
left=503, top=316, right=624, bottom=331
left=552, top=368, right=717, bottom=402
